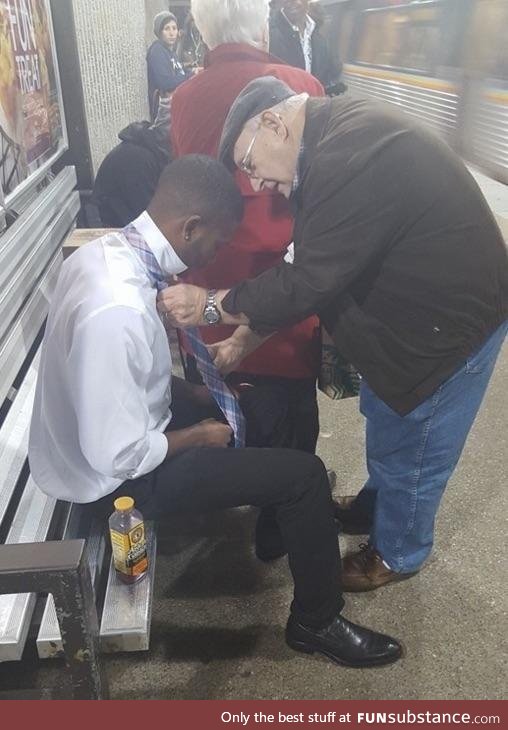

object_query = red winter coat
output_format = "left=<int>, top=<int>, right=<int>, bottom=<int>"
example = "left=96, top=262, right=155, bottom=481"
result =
left=171, top=44, right=323, bottom=378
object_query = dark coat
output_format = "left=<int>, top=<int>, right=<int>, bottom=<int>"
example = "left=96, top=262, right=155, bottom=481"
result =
left=93, top=122, right=171, bottom=227
left=146, top=40, right=191, bottom=119
left=269, top=10, right=341, bottom=92
left=223, top=97, right=508, bottom=415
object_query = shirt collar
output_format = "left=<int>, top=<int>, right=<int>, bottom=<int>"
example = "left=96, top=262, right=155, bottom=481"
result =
left=292, top=140, right=305, bottom=194
left=131, top=211, right=188, bottom=277
left=281, top=10, right=316, bottom=39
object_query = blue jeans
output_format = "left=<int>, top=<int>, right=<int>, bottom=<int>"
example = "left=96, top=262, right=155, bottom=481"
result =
left=355, top=322, right=507, bottom=573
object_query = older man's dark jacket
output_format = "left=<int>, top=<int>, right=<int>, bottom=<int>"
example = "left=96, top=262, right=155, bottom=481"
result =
left=223, top=97, right=508, bottom=415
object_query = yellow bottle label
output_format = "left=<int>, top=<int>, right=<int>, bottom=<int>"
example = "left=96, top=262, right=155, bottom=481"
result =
left=110, top=522, right=148, bottom=576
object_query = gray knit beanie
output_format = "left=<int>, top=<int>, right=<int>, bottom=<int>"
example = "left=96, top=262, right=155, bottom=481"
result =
left=153, top=11, right=177, bottom=39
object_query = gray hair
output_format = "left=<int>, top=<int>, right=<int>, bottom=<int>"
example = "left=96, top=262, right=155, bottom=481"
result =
left=191, top=0, right=270, bottom=51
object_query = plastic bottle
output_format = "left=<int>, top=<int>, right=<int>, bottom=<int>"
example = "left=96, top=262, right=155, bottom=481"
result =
left=108, top=496, right=148, bottom=584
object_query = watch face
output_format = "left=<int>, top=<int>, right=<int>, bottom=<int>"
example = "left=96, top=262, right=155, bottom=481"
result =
left=204, top=306, right=221, bottom=325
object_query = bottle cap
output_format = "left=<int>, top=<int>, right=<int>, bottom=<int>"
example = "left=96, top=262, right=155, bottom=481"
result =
left=114, top=496, right=134, bottom=512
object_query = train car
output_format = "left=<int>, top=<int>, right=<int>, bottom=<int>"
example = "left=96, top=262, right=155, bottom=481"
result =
left=461, top=0, right=508, bottom=184
left=328, top=0, right=507, bottom=184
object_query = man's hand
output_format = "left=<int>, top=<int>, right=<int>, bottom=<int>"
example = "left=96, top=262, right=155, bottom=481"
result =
left=208, top=337, right=249, bottom=375
left=165, top=418, right=232, bottom=457
left=208, top=326, right=273, bottom=375
left=157, top=284, right=207, bottom=327
left=194, top=419, right=232, bottom=448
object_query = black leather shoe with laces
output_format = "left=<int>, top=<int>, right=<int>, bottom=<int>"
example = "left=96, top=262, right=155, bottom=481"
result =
left=286, top=613, right=403, bottom=668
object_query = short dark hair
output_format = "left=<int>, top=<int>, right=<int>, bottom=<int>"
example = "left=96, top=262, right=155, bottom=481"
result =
left=150, top=154, right=244, bottom=228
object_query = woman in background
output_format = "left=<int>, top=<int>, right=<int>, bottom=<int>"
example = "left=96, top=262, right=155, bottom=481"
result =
left=147, top=11, right=194, bottom=120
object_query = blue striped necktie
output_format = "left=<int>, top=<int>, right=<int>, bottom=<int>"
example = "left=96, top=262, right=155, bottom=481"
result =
left=123, top=224, right=246, bottom=448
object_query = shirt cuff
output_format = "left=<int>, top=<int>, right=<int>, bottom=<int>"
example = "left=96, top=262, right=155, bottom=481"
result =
left=126, top=431, right=168, bottom=480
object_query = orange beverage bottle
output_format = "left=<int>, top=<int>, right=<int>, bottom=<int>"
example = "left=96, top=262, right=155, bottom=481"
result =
left=108, top=497, right=148, bottom=584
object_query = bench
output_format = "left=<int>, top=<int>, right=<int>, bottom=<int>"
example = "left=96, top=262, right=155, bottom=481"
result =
left=0, top=172, right=156, bottom=699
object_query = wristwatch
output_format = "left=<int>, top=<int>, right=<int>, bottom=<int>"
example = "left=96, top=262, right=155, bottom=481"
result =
left=203, top=289, right=222, bottom=325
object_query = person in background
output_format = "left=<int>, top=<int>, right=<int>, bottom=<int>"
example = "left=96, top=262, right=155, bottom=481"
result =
left=147, top=11, right=195, bottom=120
left=170, top=0, right=325, bottom=562
left=269, top=0, right=343, bottom=94
left=28, top=154, right=402, bottom=670
left=92, top=97, right=172, bottom=227
left=177, top=13, right=207, bottom=70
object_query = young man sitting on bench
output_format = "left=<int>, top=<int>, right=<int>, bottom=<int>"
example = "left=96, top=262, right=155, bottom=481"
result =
left=28, top=154, right=401, bottom=668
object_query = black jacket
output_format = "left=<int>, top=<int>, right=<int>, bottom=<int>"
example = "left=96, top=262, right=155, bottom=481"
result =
left=223, top=97, right=508, bottom=415
left=269, top=10, right=341, bottom=92
left=93, top=122, right=171, bottom=227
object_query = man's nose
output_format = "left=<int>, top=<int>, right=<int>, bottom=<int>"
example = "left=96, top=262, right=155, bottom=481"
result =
left=250, top=178, right=263, bottom=193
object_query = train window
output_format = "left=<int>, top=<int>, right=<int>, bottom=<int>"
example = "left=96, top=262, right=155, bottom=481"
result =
left=466, top=0, right=508, bottom=81
left=355, top=2, right=443, bottom=75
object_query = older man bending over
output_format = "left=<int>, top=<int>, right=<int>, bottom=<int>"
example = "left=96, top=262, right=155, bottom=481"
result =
left=158, top=78, right=508, bottom=593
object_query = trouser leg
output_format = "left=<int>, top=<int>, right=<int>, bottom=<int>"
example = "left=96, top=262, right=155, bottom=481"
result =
left=142, top=447, right=342, bottom=628
left=228, top=374, right=319, bottom=551
left=362, top=322, right=506, bottom=573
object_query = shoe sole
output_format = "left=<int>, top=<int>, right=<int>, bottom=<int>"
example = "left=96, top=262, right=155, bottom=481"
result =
left=341, top=571, right=418, bottom=593
left=286, top=636, right=403, bottom=668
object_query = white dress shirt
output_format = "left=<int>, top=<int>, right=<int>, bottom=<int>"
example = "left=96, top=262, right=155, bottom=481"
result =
left=282, top=10, right=316, bottom=74
left=29, top=212, right=188, bottom=503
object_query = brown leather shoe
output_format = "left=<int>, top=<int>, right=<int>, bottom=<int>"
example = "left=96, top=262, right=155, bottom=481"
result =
left=341, top=544, right=417, bottom=592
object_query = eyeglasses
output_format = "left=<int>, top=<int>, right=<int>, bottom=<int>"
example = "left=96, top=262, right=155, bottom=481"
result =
left=238, top=125, right=260, bottom=177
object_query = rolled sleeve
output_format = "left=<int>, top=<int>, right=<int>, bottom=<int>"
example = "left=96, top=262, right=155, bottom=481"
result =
left=124, top=430, right=168, bottom=480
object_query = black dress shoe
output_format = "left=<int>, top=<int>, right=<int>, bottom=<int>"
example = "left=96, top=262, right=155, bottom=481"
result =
left=333, top=496, right=373, bottom=535
left=286, top=613, right=402, bottom=668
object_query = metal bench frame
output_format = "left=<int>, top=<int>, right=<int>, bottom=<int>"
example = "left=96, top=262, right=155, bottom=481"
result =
left=0, top=540, right=107, bottom=699
left=0, top=169, right=155, bottom=699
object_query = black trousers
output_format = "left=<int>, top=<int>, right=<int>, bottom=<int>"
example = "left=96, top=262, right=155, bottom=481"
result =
left=92, top=390, right=343, bottom=629
left=185, top=355, right=320, bottom=453
left=184, top=358, right=321, bottom=550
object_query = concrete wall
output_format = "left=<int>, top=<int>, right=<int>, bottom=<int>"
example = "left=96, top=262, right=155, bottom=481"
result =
left=72, top=0, right=159, bottom=175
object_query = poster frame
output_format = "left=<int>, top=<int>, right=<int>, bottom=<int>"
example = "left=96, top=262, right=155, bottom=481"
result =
left=1, top=0, right=69, bottom=214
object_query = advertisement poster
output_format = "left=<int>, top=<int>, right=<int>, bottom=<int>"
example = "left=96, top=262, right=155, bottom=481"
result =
left=0, top=0, right=65, bottom=201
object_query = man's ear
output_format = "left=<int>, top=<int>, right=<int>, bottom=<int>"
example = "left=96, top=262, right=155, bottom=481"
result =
left=261, top=110, right=289, bottom=140
left=181, top=215, right=202, bottom=242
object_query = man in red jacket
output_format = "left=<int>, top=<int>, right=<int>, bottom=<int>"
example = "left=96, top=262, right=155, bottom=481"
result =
left=170, top=0, right=325, bottom=561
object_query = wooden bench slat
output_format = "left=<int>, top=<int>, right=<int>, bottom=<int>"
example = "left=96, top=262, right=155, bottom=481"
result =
left=37, top=514, right=106, bottom=659
left=0, top=355, right=39, bottom=528
left=100, top=523, right=156, bottom=653
left=0, top=478, right=56, bottom=662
